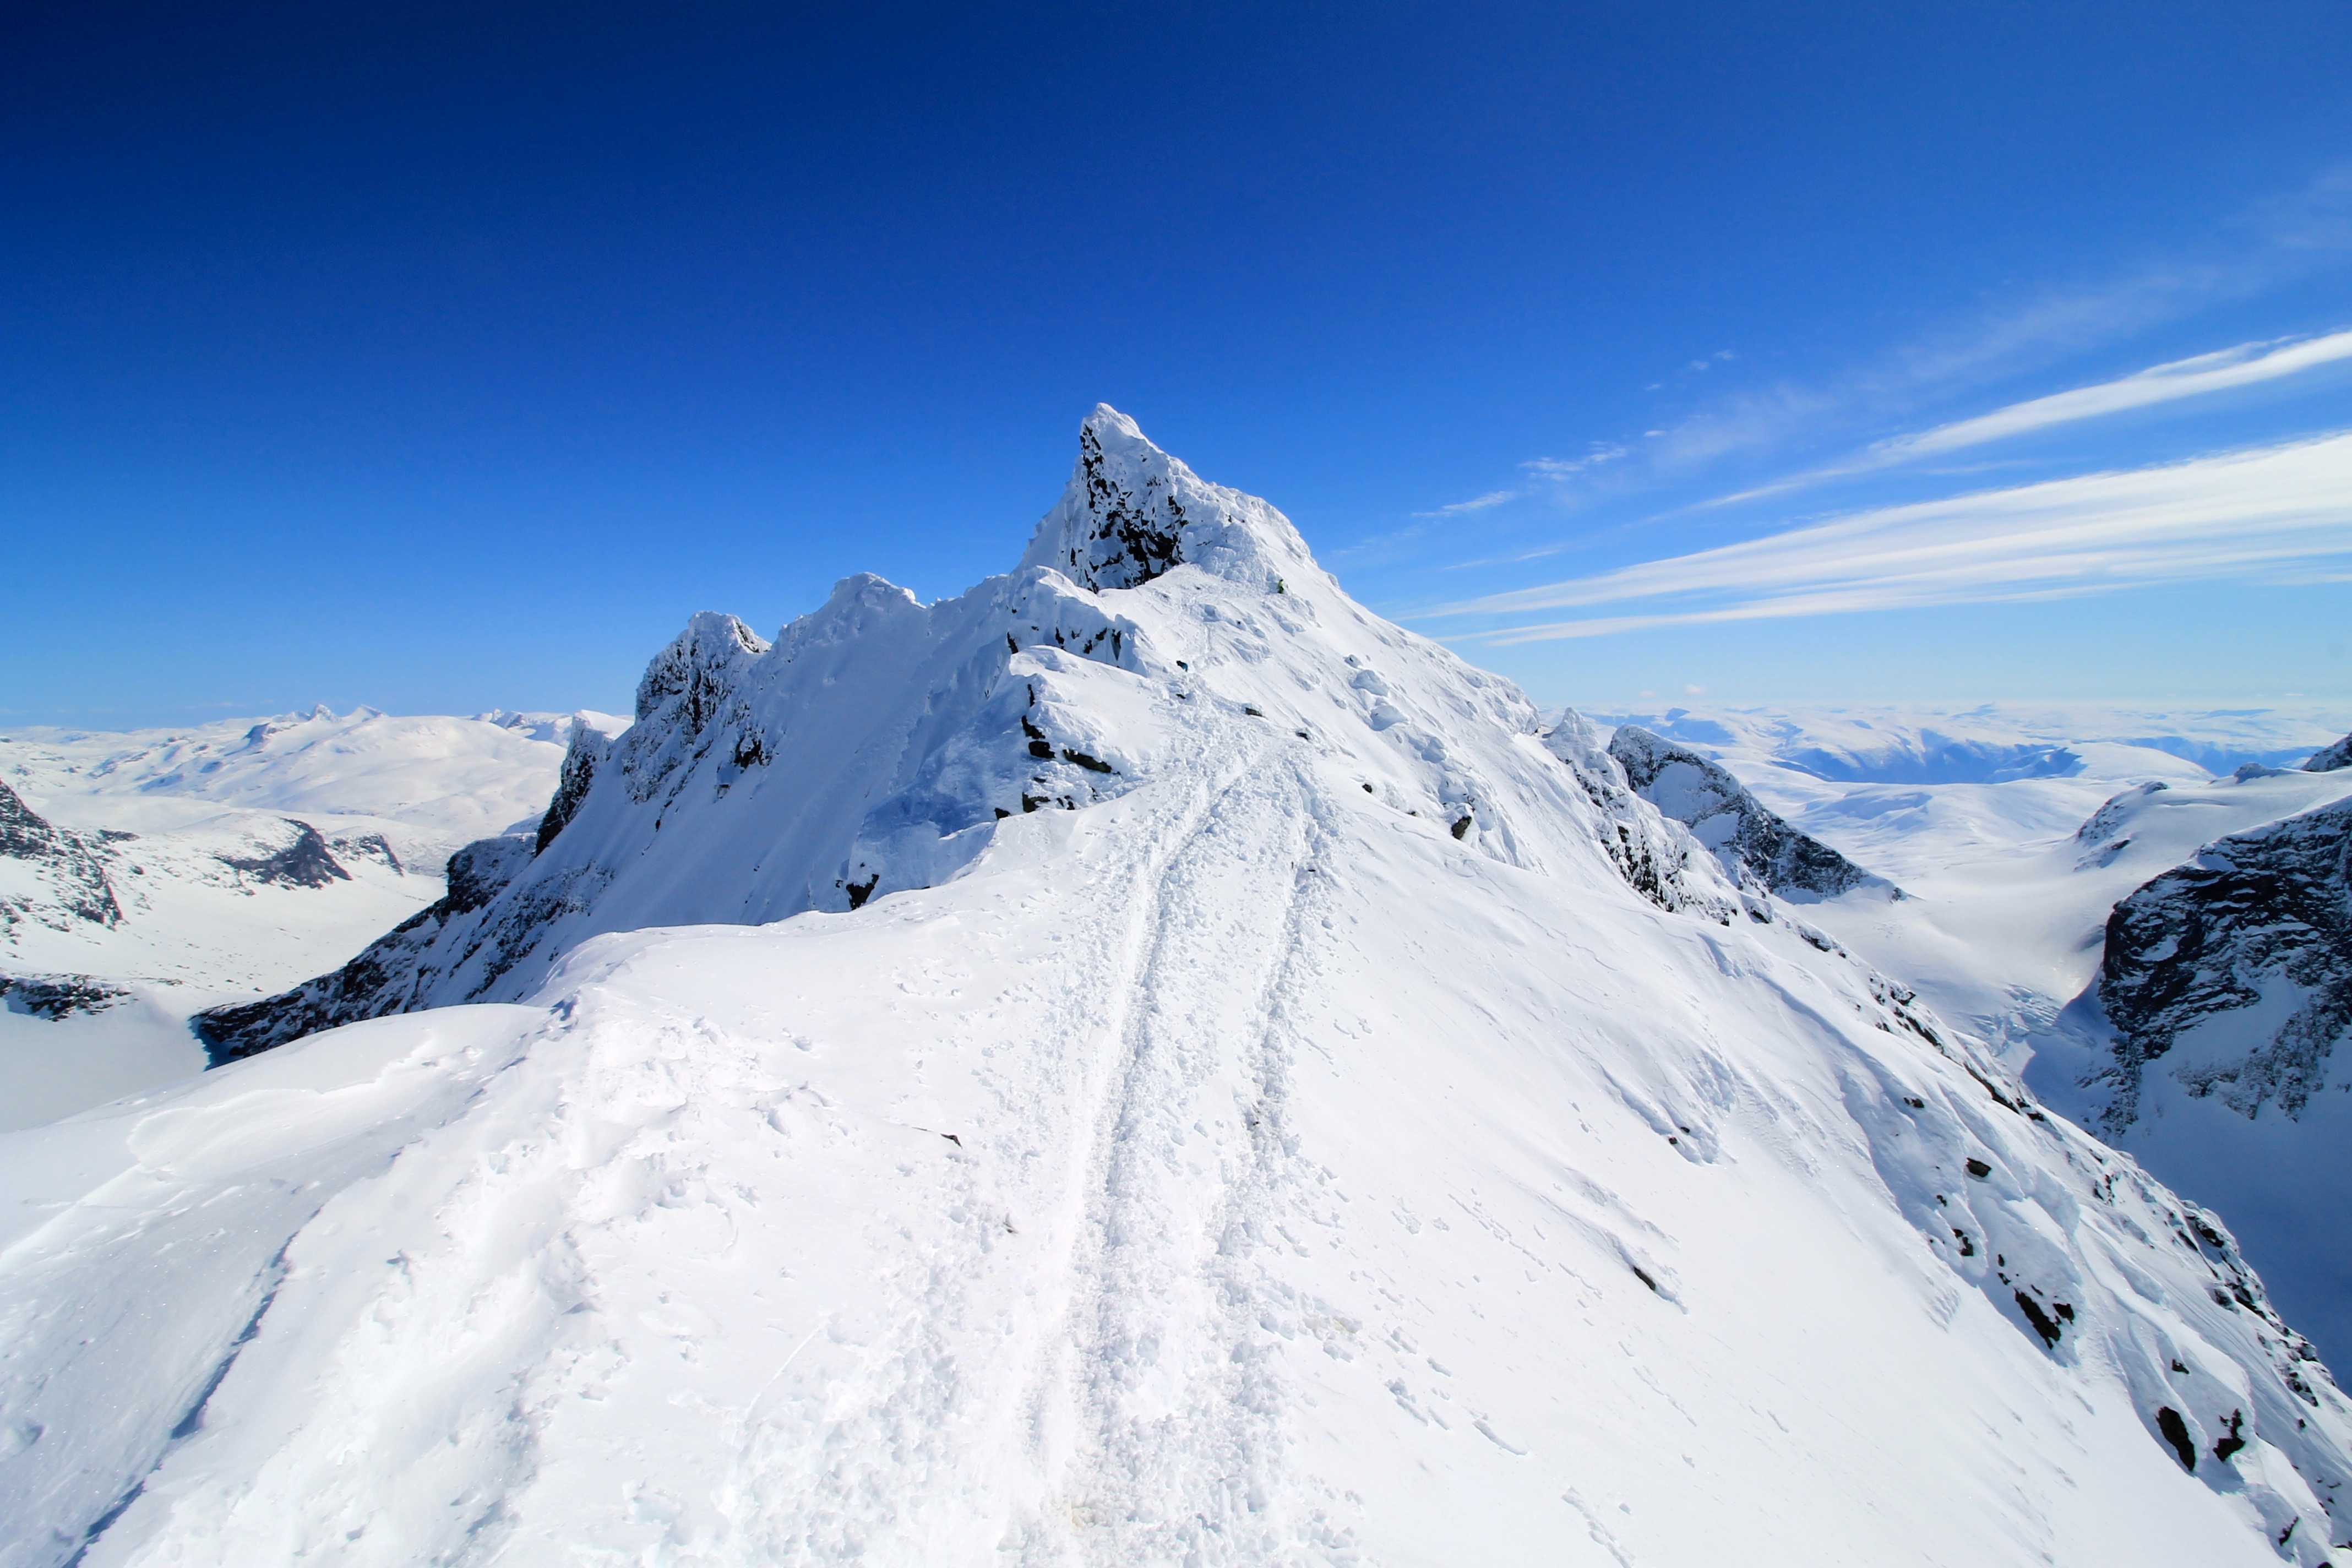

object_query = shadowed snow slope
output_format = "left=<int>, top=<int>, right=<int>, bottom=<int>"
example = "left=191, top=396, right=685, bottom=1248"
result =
left=7, top=410, right=2352, bottom=1567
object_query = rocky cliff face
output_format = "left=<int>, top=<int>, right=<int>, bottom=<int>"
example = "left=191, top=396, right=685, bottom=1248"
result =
left=0, top=778, right=123, bottom=934
left=1016, top=404, right=1317, bottom=594
left=1608, top=725, right=1893, bottom=902
left=2304, top=731, right=2352, bottom=773
left=2094, top=794, right=2352, bottom=1130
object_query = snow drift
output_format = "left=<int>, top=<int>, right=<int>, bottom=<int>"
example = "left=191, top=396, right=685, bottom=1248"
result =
left=7, top=409, right=2352, bottom=1567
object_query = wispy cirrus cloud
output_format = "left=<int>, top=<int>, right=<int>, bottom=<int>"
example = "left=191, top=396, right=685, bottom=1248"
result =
left=1410, top=445, right=1631, bottom=518
left=1708, top=328, right=2352, bottom=507
left=1423, top=431, right=2352, bottom=642
left=1411, top=489, right=1518, bottom=518
left=1515, top=170, right=2352, bottom=505
left=1887, top=328, right=2352, bottom=457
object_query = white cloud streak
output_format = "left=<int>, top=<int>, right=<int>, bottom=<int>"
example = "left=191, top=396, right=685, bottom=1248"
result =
left=1411, top=489, right=1518, bottom=518
left=1706, top=328, right=2352, bottom=508
left=1884, top=329, right=2352, bottom=457
left=1427, top=432, right=2352, bottom=642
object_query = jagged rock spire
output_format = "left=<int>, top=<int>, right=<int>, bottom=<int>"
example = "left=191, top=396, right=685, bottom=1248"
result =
left=1019, top=404, right=1316, bottom=593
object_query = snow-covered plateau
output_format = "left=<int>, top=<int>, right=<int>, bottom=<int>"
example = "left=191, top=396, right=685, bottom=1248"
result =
left=4, top=410, right=2351, bottom=1566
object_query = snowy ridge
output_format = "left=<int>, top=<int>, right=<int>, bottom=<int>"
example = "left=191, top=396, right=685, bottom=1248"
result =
left=2306, top=731, right=2352, bottom=774
left=197, top=406, right=1596, bottom=1058
left=7, top=411, right=2352, bottom=1565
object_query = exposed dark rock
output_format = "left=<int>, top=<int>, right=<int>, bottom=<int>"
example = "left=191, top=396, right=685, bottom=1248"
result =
left=2304, top=732, right=2352, bottom=773
left=0, top=778, right=123, bottom=929
left=2156, top=1406, right=2197, bottom=1472
left=1608, top=726, right=1892, bottom=903
left=537, top=718, right=618, bottom=853
left=1539, top=711, right=1730, bottom=918
left=2094, top=795, right=2352, bottom=1128
left=2015, top=1291, right=2064, bottom=1349
left=327, top=832, right=402, bottom=874
left=192, top=834, right=540, bottom=1065
left=217, top=821, right=349, bottom=889
left=1, top=970, right=130, bottom=1020
left=1047, top=420, right=1188, bottom=591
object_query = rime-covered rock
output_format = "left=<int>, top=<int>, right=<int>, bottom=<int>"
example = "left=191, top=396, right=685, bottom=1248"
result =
left=1608, top=725, right=1894, bottom=902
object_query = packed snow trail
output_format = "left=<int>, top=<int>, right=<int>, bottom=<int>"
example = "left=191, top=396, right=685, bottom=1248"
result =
left=4, top=409, right=2349, bottom=1566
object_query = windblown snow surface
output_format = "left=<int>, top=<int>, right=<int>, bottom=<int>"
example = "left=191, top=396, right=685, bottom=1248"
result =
left=6, top=413, right=2350, bottom=1566
left=0, top=708, right=598, bottom=1128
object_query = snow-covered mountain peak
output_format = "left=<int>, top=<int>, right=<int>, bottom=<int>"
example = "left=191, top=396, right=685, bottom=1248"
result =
left=29, top=418, right=2350, bottom=1565
left=1017, top=404, right=1317, bottom=593
left=632, top=609, right=771, bottom=725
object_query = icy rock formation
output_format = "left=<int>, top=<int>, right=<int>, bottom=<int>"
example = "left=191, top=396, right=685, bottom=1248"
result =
left=1609, top=724, right=1893, bottom=902
left=533, top=711, right=625, bottom=852
left=2305, top=732, right=2352, bottom=773
left=37, top=405, right=2345, bottom=1567
left=2094, top=794, right=2352, bottom=1129
left=0, top=778, right=122, bottom=933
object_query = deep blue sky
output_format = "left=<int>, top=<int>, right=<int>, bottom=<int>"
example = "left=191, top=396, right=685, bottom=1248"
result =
left=8, top=2, right=2351, bottom=726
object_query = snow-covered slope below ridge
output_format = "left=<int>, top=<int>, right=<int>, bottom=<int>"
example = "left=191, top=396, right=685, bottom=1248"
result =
left=1602, top=705, right=2352, bottom=1369
left=0, top=708, right=600, bottom=1128
left=7, top=411, right=2352, bottom=1567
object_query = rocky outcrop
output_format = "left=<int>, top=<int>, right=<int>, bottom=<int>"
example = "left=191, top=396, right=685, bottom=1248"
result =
left=0, top=778, right=122, bottom=933
left=2094, top=795, right=2352, bottom=1128
left=535, top=712, right=625, bottom=853
left=216, top=820, right=350, bottom=889
left=0, top=969, right=129, bottom=1019
left=1608, top=726, right=1892, bottom=902
left=1541, top=711, right=1734, bottom=918
left=1017, top=404, right=1317, bottom=594
left=2304, top=732, right=2352, bottom=773
left=193, top=834, right=540, bottom=1064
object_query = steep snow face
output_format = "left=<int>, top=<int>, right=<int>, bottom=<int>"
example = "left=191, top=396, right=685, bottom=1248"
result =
left=10, top=412, right=2352, bottom=1566
left=1608, top=725, right=1893, bottom=903
left=1629, top=711, right=2352, bottom=1367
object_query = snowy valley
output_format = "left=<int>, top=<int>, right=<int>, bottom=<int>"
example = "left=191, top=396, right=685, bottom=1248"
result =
left=0, top=708, right=605, bottom=1127
left=3, top=410, right=2350, bottom=1566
